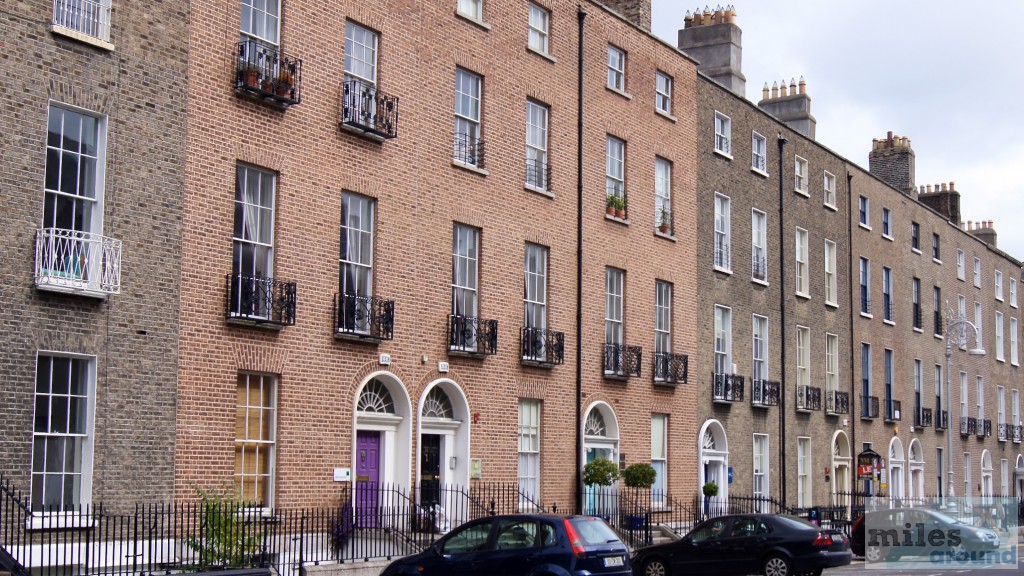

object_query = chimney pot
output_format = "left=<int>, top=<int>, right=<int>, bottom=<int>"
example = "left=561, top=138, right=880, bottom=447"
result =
left=926, top=185, right=932, bottom=193
left=798, top=75, right=806, bottom=94
left=762, top=83, right=769, bottom=100
left=941, top=183, right=947, bottom=192
left=949, top=181, right=955, bottom=190
left=780, top=82, right=788, bottom=97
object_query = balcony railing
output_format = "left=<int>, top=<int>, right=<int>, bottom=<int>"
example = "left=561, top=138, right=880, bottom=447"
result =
left=447, top=315, right=498, bottom=355
left=751, top=379, right=780, bottom=408
left=340, top=80, right=399, bottom=139
left=235, top=40, right=303, bottom=107
left=52, top=0, right=111, bottom=42
left=525, top=158, right=550, bottom=190
left=934, top=312, right=943, bottom=336
left=1013, top=424, right=1022, bottom=443
left=860, top=289, right=871, bottom=315
left=915, top=406, right=932, bottom=428
left=715, top=134, right=731, bottom=155
left=453, top=132, right=485, bottom=168
left=334, top=293, right=394, bottom=340
left=978, top=419, right=992, bottom=438
left=752, top=152, right=766, bottom=173
left=826, top=390, right=849, bottom=415
left=653, top=352, right=688, bottom=385
left=796, top=385, right=822, bottom=412
left=714, top=239, right=730, bottom=270
left=885, top=399, right=901, bottom=422
left=225, top=273, right=296, bottom=326
left=912, top=305, right=922, bottom=329
left=752, top=254, right=767, bottom=282
left=861, top=395, right=879, bottom=419
left=520, top=327, right=564, bottom=366
left=960, top=416, right=977, bottom=436
left=35, top=228, right=121, bottom=296
left=603, top=344, right=642, bottom=378
left=712, top=373, right=744, bottom=403
left=998, top=423, right=1008, bottom=442
left=935, top=408, right=948, bottom=431
left=883, top=296, right=893, bottom=321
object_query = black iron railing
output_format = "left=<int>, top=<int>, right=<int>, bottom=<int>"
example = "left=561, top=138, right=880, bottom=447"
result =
left=934, top=311, right=943, bottom=336
left=752, top=255, right=767, bottom=282
left=1013, top=424, right=1022, bottom=443
left=520, top=327, right=564, bottom=366
left=885, top=399, right=901, bottom=421
left=334, top=293, right=394, bottom=340
left=236, top=40, right=302, bottom=106
left=961, top=416, right=977, bottom=436
left=883, top=296, right=893, bottom=321
left=715, top=134, right=731, bottom=155
left=714, top=239, right=730, bottom=270
left=653, top=352, right=688, bottom=385
left=979, top=419, right=992, bottom=438
left=340, top=80, right=399, bottom=139
left=860, top=288, right=871, bottom=315
left=226, top=273, right=297, bottom=326
left=862, top=394, right=879, bottom=419
left=935, top=408, right=948, bottom=430
left=525, top=158, right=550, bottom=190
left=827, top=390, right=849, bottom=415
left=751, top=379, right=780, bottom=407
left=998, top=423, right=1008, bottom=442
left=915, top=406, right=932, bottom=428
left=447, top=315, right=498, bottom=355
left=603, top=344, right=642, bottom=378
left=913, top=304, right=922, bottom=329
left=712, top=373, right=744, bottom=402
left=796, top=385, right=822, bottom=411
left=453, top=132, right=485, bottom=168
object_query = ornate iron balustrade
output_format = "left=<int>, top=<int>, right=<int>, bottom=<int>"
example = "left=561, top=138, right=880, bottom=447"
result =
left=520, top=327, right=564, bottom=366
left=525, top=158, right=550, bottom=190
left=796, top=385, right=822, bottom=412
left=861, top=395, right=879, bottom=419
left=826, top=390, right=849, bottom=415
left=334, top=293, right=394, bottom=340
left=653, top=352, right=688, bottom=385
left=715, top=134, right=731, bottom=155
left=341, top=80, right=399, bottom=139
left=751, top=379, right=780, bottom=407
left=935, top=408, right=948, bottom=430
left=961, top=416, right=977, bottom=436
left=1013, top=424, right=1022, bottom=443
left=712, top=373, right=744, bottom=403
left=752, top=255, right=767, bottom=282
left=934, top=311, right=943, bottom=336
left=714, top=239, right=730, bottom=270
left=236, top=40, right=303, bottom=107
left=447, top=315, right=498, bottom=355
left=912, top=305, right=922, bottom=329
left=453, top=132, right=485, bottom=168
left=998, top=423, right=1008, bottom=442
left=915, top=406, right=932, bottom=428
left=225, top=273, right=297, bottom=326
left=860, top=289, right=871, bottom=315
left=53, top=0, right=111, bottom=41
left=979, top=419, right=992, bottom=438
left=883, top=296, right=893, bottom=321
left=35, top=228, right=121, bottom=296
left=885, top=399, right=901, bottom=421
left=603, top=343, right=642, bottom=378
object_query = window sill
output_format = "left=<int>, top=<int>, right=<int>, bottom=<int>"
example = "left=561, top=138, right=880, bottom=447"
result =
left=227, top=317, right=285, bottom=331
left=860, top=312, right=873, bottom=319
left=448, top=349, right=490, bottom=359
left=933, top=258, right=943, bottom=265
left=859, top=223, right=872, bottom=232
left=883, top=319, right=895, bottom=326
left=752, top=278, right=769, bottom=287
left=655, top=108, right=677, bottom=123
left=996, top=297, right=1004, bottom=303
left=605, top=213, right=629, bottom=225
left=452, top=160, right=489, bottom=176
left=795, top=292, right=811, bottom=301
left=36, top=281, right=111, bottom=300
left=794, top=188, right=810, bottom=198
left=51, top=25, right=115, bottom=51
left=824, top=202, right=837, bottom=212
left=340, top=123, right=388, bottom=143
left=603, top=372, right=631, bottom=382
left=751, top=167, right=769, bottom=178
left=882, top=234, right=894, bottom=242
left=455, top=10, right=492, bottom=30
left=334, top=331, right=383, bottom=345
left=912, top=327, right=924, bottom=334
left=997, top=357, right=1005, bottom=363
left=27, top=513, right=96, bottom=531
left=911, top=248, right=922, bottom=255
left=1012, top=362, right=1020, bottom=367
left=713, top=266, right=732, bottom=276
left=606, top=86, right=633, bottom=100
left=934, top=333, right=944, bottom=340
left=825, top=301, right=838, bottom=309
left=521, top=357, right=557, bottom=369
left=713, top=149, right=732, bottom=161
left=524, top=183, right=554, bottom=198
left=527, top=46, right=556, bottom=63
left=654, top=229, right=676, bottom=241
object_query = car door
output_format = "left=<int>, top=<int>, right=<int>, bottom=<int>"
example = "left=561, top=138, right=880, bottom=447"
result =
left=724, top=516, right=769, bottom=575
left=672, top=517, right=733, bottom=575
left=482, top=518, right=545, bottom=575
left=425, top=517, right=496, bottom=576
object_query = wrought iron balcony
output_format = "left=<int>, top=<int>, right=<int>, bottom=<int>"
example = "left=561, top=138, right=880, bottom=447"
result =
left=752, top=255, right=767, bottom=282
left=603, top=343, right=642, bottom=378
left=453, top=132, right=485, bottom=168
left=714, top=240, right=730, bottom=270
left=935, top=408, right=948, bottom=431
left=883, top=296, right=893, bottom=321
left=715, top=134, right=731, bottom=155
left=979, top=419, right=991, bottom=438
left=652, top=352, right=688, bottom=385
left=448, top=315, right=498, bottom=355
left=235, top=40, right=303, bottom=107
left=225, top=273, right=297, bottom=326
left=826, top=390, right=849, bottom=415
left=334, top=293, right=394, bottom=340
left=752, top=152, right=766, bottom=173
left=860, top=288, right=871, bottom=315
left=960, top=416, right=977, bottom=436
left=520, top=327, right=564, bottom=366
left=35, top=228, right=121, bottom=297
left=997, top=423, right=1008, bottom=442
left=53, top=0, right=111, bottom=42
left=751, top=379, right=780, bottom=408
left=934, top=312, right=943, bottom=336
left=861, top=395, right=879, bottom=419
left=885, top=399, right=901, bottom=422
left=340, top=80, right=399, bottom=139
left=912, top=305, right=922, bottom=330
left=1013, top=424, right=1022, bottom=443
left=915, top=406, right=932, bottom=428
left=525, top=158, right=550, bottom=190
left=712, top=373, right=744, bottom=403
left=796, top=385, right=822, bottom=412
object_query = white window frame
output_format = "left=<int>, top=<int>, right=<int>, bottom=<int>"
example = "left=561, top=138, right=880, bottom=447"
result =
left=231, top=164, right=276, bottom=319
left=882, top=266, right=893, bottom=323
left=975, top=301, right=984, bottom=348
left=751, top=132, right=767, bottom=174
left=714, top=112, right=732, bottom=157
left=714, top=304, right=732, bottom=374
left=605, top=268, right=624, bottom=349
left=1010, top=278, right=1018, bottom=308
left=932, top=233, right=941, bottom=262
left=527, top=3, right=550, bottom=55
left=518, top=399, right=541, bottom=506
left=995, top=311, right=1005, bottom=362
left=525, top=100, right=549, bottom=191
left=457, top=0, right=484, bottom=22
left=963, top=453, right=972, bottom=498
left=453, top=68, right=483, bottom=166
left=1001, top=459, right=1009, bottom=497
left=881, top=207, right=892, bottom=238
left=344, top=21, right=378, bottom=87
left=752, top=314, right=768, bottom=383
left=797, top=437, right=811, bottom=508
left=998, top=386, right=1006, bottom=431
left=794, top=156, right=808, bottom=195
left=606, top=135, right=625, bottom=205
left=823, top=171, right=836, bottom=209
left=655, top=71, right=673, bottom=117
left=957, top=249, right=965, bottom=280
left=452, top=223, right=480, bottom=327
left=977, top=375, right=985, bottom=422
left=43, top=105, right=106, bottom=238
left=995, top=270, right=1004, bottom=301
left=824, top=239, right=836, bottom=306
left=858, top=195, right=870, bottom=228
left=607, top=45, right=626, bottom=93
left=1013, top=389, right=1020, bottom=426
left=859, top=257, right=871, bottom=316
left=960, top=371, right=968, bottom=422
left=795, top=227, right=809, bottom=297
left=654, top=280, right=672, bottom=360
left=52, top=0, right=113, bottom=44
left=523, top=243, right=548, bottom=333
left=912, top=277, right=921, bottom=330
left=651, top=414, right=668, bottom=505
left=911, top=222, right=920, bottom=252
left=752, top=209, right=767, bottom=283
left=974, top=257, right=982, bottom=288
left=753, top=434, right=769, bottom=502
left=339, top=192, right=375, bottom=332
left=654, top=157, right=672, bottom=233
left=241, top=0, right=280, bottom=47
left=1011, top=317, right=1019, bottom=366
left=714, top=193, right=731, bottom=272
left=796, top=325, right=810, bottom=391
left=826, top=333, right=838, bottom=397
left=235, top=372, right=276, bottom=508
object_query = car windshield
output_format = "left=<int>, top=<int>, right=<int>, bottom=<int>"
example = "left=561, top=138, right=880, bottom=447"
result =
left=773, top=515, right=819, bottom=530
left=926, top=510, right=963, bottom=525
left=568, top=517, right=621, bottom=545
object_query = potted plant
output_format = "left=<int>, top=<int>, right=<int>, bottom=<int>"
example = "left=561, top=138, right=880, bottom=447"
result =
left=622, top=463, right=657, bottom=529
left=275, top=68, right=294, bottom=98
left=606, top=194, right=617, bottom=216
left=606, top=194, right=625, bottom=219
left=582, top=457, right=619, bottom=519
left=239, top=62, right=260, bottom=88
left=702, top=481, right=719, bottom=516
left=658, top=207, right=672, bottom=234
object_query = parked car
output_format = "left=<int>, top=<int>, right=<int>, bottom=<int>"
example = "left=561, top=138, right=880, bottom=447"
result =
left=631, top=514, right=851, bottom=576
left=849, top=507, right=1000, bottom=562
left=379, top=513, right=632, bottom=576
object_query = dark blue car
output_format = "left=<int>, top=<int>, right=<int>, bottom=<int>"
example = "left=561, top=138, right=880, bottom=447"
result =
left=379, top=513, right=632, bottom=576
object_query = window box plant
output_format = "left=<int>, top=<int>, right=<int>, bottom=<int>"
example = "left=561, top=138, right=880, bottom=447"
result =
left=606, top=194, right=625, bottom=219
left=658, top=207, right=672, bottom=234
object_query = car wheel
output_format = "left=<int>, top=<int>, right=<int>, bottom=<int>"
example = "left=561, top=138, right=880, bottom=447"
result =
left=643, top=557, right=670, bottom=576
left=950, top=542, right=968, bottom=560
left=864, top=545, right=882, bottom=562
left=762, top=554, right=791, bottom=576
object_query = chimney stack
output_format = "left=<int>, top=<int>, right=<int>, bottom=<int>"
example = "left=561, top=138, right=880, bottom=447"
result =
left=869, top=131, right=917, bottom=198
left=918, top=180, right=962, bottom=225
left=758, top=76, right=816, bottom=139
left=965, top=219, right=998, bottom=248
left=678, top=5, right=746, bottom=96
left=597, top=0, right=652, bottom=31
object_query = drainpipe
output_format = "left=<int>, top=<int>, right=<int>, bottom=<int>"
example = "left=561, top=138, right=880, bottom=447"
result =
left=777, top=134, right=788, bottom=507
left=846, top=171, right=856, bottom=475
left=575, top=5, right=587, bottom=515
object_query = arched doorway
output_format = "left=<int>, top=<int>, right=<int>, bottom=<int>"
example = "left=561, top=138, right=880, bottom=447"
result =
left=582, top=402, right=619, bottom=515
left=417, top=380, right=470, bottom=517
left=888, top=437, right=905, bottom=505
left=981, top=450, right=993, bottom=504
left=831, top=431, right=851, bottom=507
left=353, top=374, right=413, bottom=490
left=907, top=439, right=924, bottom=506
left=698, top=420, right=729, bottom=512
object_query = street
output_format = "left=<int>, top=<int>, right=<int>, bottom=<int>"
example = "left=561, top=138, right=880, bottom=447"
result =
left=824, top=558, right=1024, bottom=574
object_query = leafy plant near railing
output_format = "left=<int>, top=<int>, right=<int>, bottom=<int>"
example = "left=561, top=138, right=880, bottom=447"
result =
left=184, top=486, right=262, bottom=569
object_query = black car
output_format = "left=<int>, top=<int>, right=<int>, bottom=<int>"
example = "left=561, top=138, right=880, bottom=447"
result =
left=379, top=513, right=632, bottom=576
left=849, top=507, right=1000, bottom=562
left=631, top=514, right=851, bottom=576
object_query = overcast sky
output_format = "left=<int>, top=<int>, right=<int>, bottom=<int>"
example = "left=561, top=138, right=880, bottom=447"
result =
left=650, top=1, right=1024, bottom=262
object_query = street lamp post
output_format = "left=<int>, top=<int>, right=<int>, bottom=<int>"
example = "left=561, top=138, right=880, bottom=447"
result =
left=944, top=302, right=985, bottom=509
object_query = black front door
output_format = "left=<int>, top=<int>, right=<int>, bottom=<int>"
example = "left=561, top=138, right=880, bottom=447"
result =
left=420, top=434, right=442, bottom=506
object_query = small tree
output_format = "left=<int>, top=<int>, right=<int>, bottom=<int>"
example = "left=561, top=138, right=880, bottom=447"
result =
left=185, top=485, right=262, bottom=569
left=702, top=481, right=719, bottom=497
left=622, top=463, right=657, bottom=488
left=583, top=457, right=620, bottom=486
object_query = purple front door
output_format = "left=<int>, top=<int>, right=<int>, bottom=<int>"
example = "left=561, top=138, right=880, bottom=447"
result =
left=355, top=430, right=380, bottom=527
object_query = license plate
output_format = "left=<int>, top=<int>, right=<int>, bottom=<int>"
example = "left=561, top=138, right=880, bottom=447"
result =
left=831, top=534, right=844, bottom=543
left=604, top=556, right=624, bottom=567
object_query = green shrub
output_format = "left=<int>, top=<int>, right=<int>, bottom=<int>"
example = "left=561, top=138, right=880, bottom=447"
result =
left=622, top=463, right=657, bottom=488
left=583, top=457, right=620, bottom=486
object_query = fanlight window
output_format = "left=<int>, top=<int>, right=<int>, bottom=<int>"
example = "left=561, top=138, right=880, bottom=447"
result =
left=422, top=387, right=454, bottom=419
left=357, top=378, right=394, bottom=413
left=584, top=410, right=606, bottom=437
left=702, top=429, right=717, bottom=451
